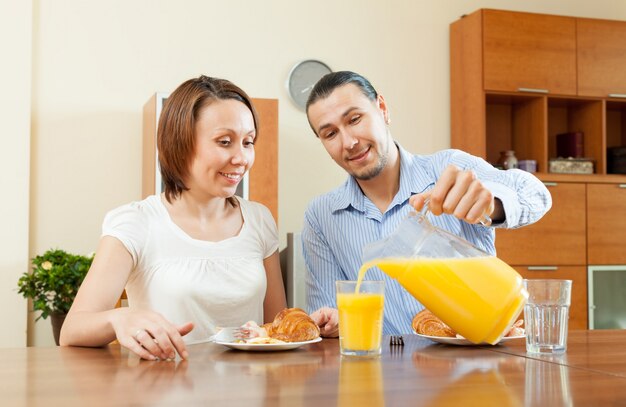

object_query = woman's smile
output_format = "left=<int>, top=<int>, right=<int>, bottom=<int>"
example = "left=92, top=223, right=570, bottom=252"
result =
left=220, top=171, right=244, bottom=184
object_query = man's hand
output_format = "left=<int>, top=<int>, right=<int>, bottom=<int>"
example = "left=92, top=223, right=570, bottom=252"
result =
left=310, top=307, right=339, bottom=338
left=409, top=164, right=503, bottom=224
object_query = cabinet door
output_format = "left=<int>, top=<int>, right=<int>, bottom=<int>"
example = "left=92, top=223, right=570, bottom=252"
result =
left=578, top=18, right=626, bottom=97
left=515, top=266, right=587, bottom=330
left=249, top=98, right=279, bottom=222
left=482, top=10, right=577, bottom=95
left=496, top=182, right=586, bottom=265
left=587, top=183, right=626, bottom=264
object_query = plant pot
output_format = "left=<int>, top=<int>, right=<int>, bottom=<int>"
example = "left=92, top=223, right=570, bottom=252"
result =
left=50, top=312, right=67, bottom=346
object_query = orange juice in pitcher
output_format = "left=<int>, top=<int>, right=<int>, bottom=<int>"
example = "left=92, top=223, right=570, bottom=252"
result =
left=358, top=211, right=527, bottom=344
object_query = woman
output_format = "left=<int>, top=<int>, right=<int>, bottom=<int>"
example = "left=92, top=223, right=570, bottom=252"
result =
left=60, top=75, right=287, bottom=360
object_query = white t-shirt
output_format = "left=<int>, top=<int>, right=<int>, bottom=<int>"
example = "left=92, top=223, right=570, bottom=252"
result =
left=102, top=195, right=278, bottom=344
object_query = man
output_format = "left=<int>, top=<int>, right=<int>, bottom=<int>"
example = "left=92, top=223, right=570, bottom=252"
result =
left=304, top=71, right=551, bottom=336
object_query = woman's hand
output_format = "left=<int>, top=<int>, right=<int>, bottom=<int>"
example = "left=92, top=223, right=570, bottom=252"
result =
left=310, top=307, right=339, bottom=338
left=111, top=308, right=194, bottom=361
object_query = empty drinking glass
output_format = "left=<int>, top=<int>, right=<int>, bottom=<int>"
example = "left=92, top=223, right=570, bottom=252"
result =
left=523, top=279, right=572, bottom=354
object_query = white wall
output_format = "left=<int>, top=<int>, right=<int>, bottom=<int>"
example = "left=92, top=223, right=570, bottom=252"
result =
left=0, top=0, right=31, bottom=347
left=8, top=0, right=626, bottom=346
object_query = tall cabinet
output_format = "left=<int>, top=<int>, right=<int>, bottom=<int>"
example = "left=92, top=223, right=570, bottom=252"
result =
left=451, top=9, right=626, bottom=329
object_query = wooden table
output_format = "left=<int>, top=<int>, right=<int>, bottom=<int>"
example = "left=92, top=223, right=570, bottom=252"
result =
left=1, top=330, right=626, bottom=406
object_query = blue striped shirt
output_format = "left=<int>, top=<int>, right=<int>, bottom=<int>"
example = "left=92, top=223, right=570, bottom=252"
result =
left=302, top=145, right=552, bottom=335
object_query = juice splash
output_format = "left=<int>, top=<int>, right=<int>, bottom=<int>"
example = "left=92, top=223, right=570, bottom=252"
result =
left=356, top=256, right=526, bottom=344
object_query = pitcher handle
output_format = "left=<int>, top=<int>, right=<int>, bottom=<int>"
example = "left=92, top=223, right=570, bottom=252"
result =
left=419, top=198, right=492, bottom=227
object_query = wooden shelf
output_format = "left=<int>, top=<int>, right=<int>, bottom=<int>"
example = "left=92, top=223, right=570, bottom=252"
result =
left=535, top=172, right=626, bottom=184
left=547, top=97, right=605, bottom=172
left=485, top=92, right=546, bottom=171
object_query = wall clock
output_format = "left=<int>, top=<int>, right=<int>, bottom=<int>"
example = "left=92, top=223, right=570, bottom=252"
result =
left=287, top=60, right=332, bottom=110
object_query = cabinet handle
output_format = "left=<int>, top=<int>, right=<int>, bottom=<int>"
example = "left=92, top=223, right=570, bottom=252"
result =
left=518, top=87, right=549, bottom=94
left=619, top=184, right=626, bottom=188
left=527, top=266, right=558, bottom=271
left=543, top=182, right=558, bottom=187
left=608, top=93, right=626, bottom=99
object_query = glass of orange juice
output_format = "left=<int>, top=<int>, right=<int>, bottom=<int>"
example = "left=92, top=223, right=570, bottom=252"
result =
left=336, top=280, right=385, bottom=356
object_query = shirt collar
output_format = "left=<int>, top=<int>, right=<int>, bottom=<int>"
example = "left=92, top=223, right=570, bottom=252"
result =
left=330, top=143, right=435, bottom=214
left=331, top=176, right=366, bottom=213
left=392, top=143, right=434, bottom=207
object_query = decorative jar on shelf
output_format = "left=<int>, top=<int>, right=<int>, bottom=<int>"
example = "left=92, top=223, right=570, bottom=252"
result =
left=498, top=151, right=518, bottom=170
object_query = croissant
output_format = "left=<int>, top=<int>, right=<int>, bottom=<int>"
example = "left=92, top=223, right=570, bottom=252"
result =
left=505, top=319, right=525, bottom=337
left=412, top=309, right=456, bottom=337
left=262, top=308, right=320, bottom=342
left=412, top=309, right=525, bottom=338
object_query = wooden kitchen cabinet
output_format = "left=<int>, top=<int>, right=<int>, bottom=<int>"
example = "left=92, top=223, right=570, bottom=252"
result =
left=587, top=183, right=626, bottom=264
left=496, top=182, right=586, bottom=265
left=450, top=9, right=578, bottom=96
left=514, top=266, right=587, bottom=330
left=482, top=9, right=577, bottom=95
left=452, top=9, right=626, bottom=332
left=578, top=18, right=626, bottom=98
left=451, top=9, right=626, bottom=175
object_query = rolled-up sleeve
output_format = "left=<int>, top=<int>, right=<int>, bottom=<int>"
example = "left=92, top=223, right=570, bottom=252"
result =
left=444, top=149, right=552, bottom=229
left=482, top=170, right=552, bottom=229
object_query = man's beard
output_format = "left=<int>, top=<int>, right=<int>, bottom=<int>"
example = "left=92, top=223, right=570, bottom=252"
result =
left=352, top=150, right=388, bottom=181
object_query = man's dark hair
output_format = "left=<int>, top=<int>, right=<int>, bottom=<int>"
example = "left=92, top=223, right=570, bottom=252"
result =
left=305, top=71, right=378, bottom=112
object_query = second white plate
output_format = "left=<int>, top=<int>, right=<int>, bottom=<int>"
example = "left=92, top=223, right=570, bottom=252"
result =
left=415, top=332, right=525, bottom=346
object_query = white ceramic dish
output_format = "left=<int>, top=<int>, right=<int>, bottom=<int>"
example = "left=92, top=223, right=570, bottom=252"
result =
left=215, top=337, right=322, bottom=352
left=414, top=332, right=525, bottom=346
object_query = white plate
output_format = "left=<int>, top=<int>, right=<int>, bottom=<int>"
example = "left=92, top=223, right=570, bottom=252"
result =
left=215, top=337, right=322, bottom=352
left=414, top=332, right=525, bottom=346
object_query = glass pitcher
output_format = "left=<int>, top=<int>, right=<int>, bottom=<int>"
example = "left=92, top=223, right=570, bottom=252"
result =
left=361, top=209, right=528, bottom=344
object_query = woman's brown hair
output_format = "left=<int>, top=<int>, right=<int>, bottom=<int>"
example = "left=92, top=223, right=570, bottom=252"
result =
left=157, top=75, right=258, bottom=205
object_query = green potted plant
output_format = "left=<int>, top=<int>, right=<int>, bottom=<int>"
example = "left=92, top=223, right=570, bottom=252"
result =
left=17, top=249, right=94, bottom=345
